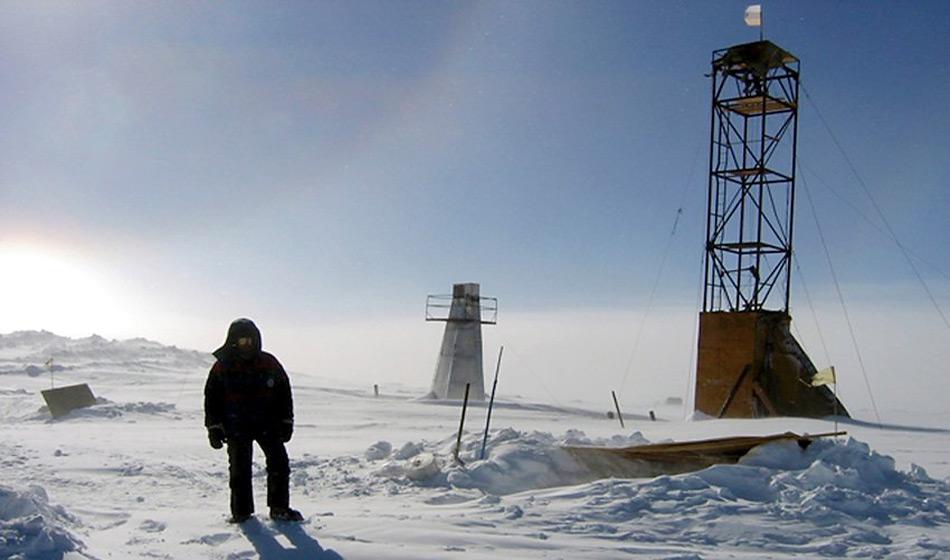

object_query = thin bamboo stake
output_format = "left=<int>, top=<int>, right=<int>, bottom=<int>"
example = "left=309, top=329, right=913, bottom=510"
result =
left=611, top=390, right=625, bottom=429
left=480, top=346, right=504, bottom=460
left=454, top=383, right=472, bottom=465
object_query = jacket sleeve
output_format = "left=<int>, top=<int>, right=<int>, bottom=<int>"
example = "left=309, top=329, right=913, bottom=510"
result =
left=204, top=363, right=224, bottom=430
left=273, top=359, right=294, bottom=427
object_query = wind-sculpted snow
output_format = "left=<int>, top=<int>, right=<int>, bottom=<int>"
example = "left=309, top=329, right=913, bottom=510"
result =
left=26, top=398, right=179, bottom=422
left=360, top=428, right=653, bottom=495
left=348, top=430, right=950, bottom=557
left=58, top=399, right=179, bottom=420
left=532, top=438, right=950, bottom=556
left=0, top=484, right=84, bottom=559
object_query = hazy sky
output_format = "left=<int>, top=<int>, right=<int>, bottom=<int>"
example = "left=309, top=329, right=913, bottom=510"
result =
left=1, top=2, right=948, bottom=411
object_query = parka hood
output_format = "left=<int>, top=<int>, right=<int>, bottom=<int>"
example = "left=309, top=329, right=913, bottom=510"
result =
left=213, top=318, right=262, bottom=361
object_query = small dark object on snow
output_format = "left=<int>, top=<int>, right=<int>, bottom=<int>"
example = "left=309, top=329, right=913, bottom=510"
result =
left=270, top=507, right=303, bottom=522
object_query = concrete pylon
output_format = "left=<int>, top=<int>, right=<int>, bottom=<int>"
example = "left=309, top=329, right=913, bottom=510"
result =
left=426, top=283, right=496, bottom=400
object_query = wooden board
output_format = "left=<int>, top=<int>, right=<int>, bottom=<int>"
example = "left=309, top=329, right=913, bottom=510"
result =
left=563, top=431, right=844, bottom=479
left=41, top=383, right=97, bottom=418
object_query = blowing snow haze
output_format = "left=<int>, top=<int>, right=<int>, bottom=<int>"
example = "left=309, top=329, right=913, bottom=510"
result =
left=1, top=2, right=949, bottom=412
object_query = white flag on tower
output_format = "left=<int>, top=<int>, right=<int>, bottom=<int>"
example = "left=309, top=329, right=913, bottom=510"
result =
left=745, top=5, right=762, bottom=27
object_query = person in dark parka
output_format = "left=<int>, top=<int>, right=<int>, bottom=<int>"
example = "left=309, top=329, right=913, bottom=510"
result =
left=204, top=318, right=303, bottom=523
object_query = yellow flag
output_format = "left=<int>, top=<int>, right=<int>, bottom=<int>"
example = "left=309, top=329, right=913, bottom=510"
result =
left=811, top=366, right=836, bottom=387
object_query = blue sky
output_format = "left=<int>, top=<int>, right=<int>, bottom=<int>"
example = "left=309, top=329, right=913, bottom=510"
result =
left=1, top=2, right=948, bottom=409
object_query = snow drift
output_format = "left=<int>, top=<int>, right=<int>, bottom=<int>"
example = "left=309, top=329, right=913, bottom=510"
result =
left=351, top=428, right=950, bottom=556
left=0, top=484, right=84, bottom=559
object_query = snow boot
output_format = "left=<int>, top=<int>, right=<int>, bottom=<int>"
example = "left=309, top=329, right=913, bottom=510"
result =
left=269, top=507, right=303, bottom=522
left=228, top=513, right=253, bottom=524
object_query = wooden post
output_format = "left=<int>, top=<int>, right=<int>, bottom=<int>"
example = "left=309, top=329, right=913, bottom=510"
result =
left=454, top=383, right=471, bottom=465
left=717, top=364, right=752, bottom=418
left=480, top=346, right=504, bottom=460
left=611, top=390, right=625, bottom=429
left=751, top=381, right=779, bottom=416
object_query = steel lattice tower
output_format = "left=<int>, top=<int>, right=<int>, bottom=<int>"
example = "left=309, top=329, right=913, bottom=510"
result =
left=703, top=41, right=800, bottom=313
left=693, top=40, right=845, bottom=419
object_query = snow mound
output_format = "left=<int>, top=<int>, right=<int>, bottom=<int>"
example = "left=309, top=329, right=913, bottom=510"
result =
left=491, top=437, right=950, bottom=556
left=329, top=431, right=950, bottom=556
left=393, top=441, right=424, bottom=460
left=364, top=441, right=392, bottom=461
left=369, top=428, right=653, bottom=495
left=0, top=484, right=83, bottom=559
left=741, top=437, right=950, bottom=525
left=363, top=430, right=950, bottom=544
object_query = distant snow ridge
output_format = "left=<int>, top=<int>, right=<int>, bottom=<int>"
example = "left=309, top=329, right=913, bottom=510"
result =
left=0, top=330, right=63, bottom=349
left=0, top=330, right=211, bottom=374
left=0, top=484, right=83, bottom=559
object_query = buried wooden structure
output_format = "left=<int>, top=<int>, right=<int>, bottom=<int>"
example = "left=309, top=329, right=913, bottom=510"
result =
left=563, top=431, right=844, bottom=479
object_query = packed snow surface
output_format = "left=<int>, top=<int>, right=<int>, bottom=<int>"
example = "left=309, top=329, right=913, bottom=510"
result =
left=0, top=331, right=948, bottom=559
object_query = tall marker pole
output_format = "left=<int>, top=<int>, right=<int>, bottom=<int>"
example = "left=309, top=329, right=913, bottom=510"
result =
left=454, top=383, right=472, bottom=465
left=46, top=357, right=54, bottom=389
left=611, top=390, right=625, bottom=429
left=480, top=346, right=504, bottom=460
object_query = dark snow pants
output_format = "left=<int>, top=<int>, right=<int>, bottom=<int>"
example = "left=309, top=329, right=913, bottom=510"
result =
left=227, top=437, right=290, bottom=517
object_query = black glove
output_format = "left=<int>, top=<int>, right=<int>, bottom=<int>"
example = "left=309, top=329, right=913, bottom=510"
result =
left=208, top=426, right=226, bottom=449
left=279, top=421, right=293, bottom=443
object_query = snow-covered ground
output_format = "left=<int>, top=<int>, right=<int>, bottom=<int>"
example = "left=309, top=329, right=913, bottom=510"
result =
left=1, top=331, right=948, bottom=559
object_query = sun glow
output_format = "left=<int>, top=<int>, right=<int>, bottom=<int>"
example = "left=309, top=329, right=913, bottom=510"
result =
left=0, top=246, right=134, bottom=337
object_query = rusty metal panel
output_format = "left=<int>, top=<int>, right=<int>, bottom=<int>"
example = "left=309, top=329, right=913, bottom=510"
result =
left=695, top=311, right=762, bottom=418
left=695, top=311, right=848, bottom=418
left=41, top=384, right=97, bottom=418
